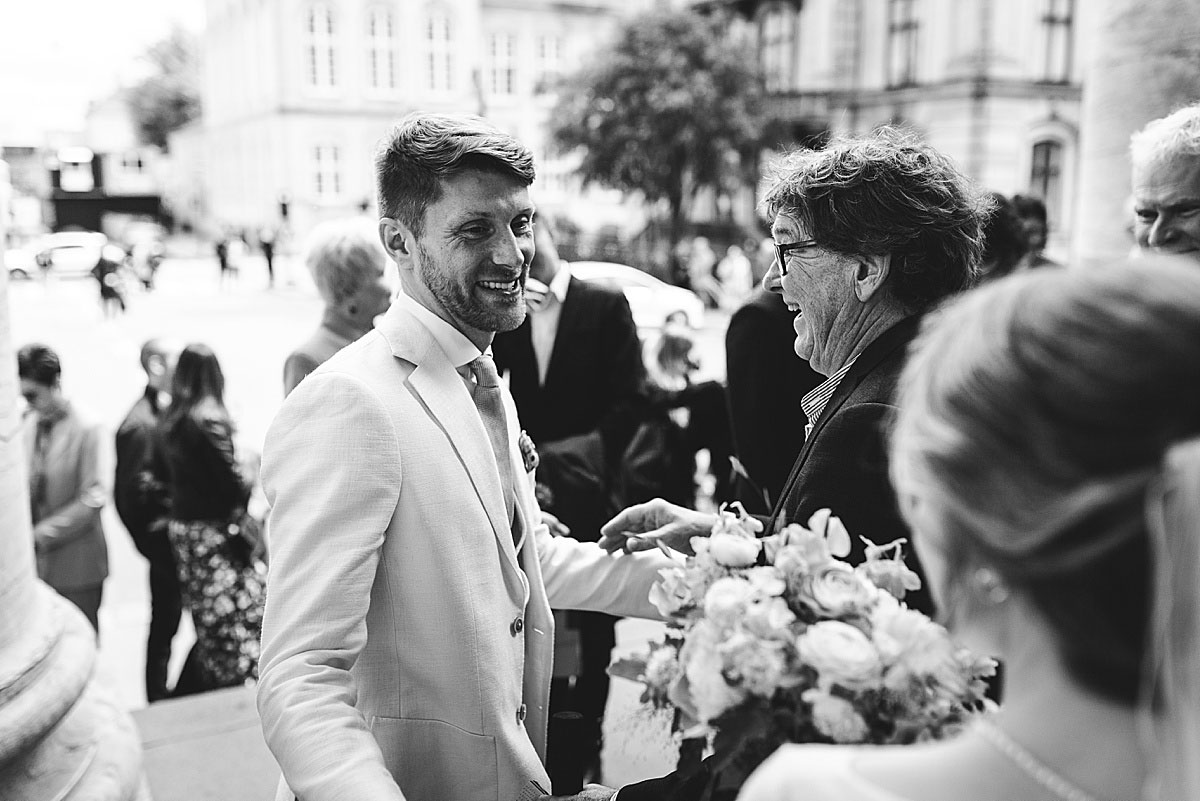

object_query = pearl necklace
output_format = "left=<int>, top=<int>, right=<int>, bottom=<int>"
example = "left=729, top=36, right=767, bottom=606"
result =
left=975, top=719, right=1108, bottom=801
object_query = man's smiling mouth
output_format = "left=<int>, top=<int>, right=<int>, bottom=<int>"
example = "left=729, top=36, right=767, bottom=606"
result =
left=479, top=278, right=522, bottom=292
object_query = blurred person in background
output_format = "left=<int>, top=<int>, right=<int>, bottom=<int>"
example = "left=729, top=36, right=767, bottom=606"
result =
left=741, top=259, right=1200, bottom=801
left=91, top=244, right=128, bottom=317
left=18, top=343, right=108, bottom=634
left=1130, top=101, right=1200, bottom=264
left=687, top=235, right=721, bottom=307
left=259, top=225, right=278, bottom=287
left=115, top=338, right=183, bottom=702
left=493, top=217, right=648, bottom=786
left=154, top=343, right=265, bottom=694
left=283, top=218, right=393, bottom=396
left=977, top=192, right=1030, bottom=282
left=716, top=243, right=754, bottom=310
left=1011, top=194, right=1059, bottom=269
left=725, top=285, right=822, bottom=514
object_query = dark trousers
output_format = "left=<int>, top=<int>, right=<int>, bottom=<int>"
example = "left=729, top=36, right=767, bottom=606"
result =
left=134, top=530, right=183, bottom=702
left=548, top=611, right=616, bottom=783
left=57, top=585, right=103, bottom=635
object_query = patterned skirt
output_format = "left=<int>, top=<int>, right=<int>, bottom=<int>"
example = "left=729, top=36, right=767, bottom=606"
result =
left=167, top=518, right=266, bottom=690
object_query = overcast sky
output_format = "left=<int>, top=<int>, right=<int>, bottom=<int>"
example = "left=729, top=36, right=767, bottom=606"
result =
left=1, top=0, right=204, bottom=142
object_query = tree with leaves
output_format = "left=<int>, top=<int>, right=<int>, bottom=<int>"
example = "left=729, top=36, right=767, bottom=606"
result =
left=125, top=27, right=201, bottom=150
left=551, top=8, right=769, bottom=250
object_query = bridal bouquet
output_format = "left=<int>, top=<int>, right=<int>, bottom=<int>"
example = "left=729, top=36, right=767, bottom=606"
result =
left=611, top=504, right=995, bottom=794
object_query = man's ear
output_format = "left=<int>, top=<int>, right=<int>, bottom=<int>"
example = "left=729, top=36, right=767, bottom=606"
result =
left=853, top=253, right=891, bottom=302
left=379, top=217, right=413, bottom=264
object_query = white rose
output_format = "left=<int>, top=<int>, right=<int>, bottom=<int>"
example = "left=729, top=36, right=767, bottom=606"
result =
left=704, top=576, right=755, bottom=629
left=799, top=563, right=879, bottom=619
left=797, top=620, right=883, bottom=689
left=707, top=532, right=761, bottom=567
left=803, top=689, right=870, bottom=743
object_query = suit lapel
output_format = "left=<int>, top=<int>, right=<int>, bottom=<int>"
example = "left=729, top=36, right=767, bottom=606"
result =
left=379, top=303, right=522, bottom=575
left=767, top=315, right=920, bottom=532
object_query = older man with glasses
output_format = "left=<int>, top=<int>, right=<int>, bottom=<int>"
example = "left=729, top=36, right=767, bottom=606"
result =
left=583, top=129, right=990, bottom=801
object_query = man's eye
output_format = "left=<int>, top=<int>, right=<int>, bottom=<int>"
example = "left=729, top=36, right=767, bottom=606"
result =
left=461, top=225, right=491, bottom=239
left=1135, top=209, right=1156, bottom=222
left=1179, top=206, right=1200, bottom=218
left=513, top=218, right=533, bottom=235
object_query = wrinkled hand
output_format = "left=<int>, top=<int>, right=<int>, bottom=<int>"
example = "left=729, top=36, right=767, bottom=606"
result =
left=542, top=509, right=571, bottom=538
left=598, top=498, right=716, bottom=556
left=537, top=784, right=616, bottom=801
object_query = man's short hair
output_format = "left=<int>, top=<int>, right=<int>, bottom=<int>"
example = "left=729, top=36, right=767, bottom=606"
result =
left=374, top=113, right=536, bottom=238
left=1130, top=102, right=1200, bottom=170
left=17, top=343, right=62, bottom=387
left=302, top=218, right=387, bottom=307
left=763, top=128, right=990, bottom=312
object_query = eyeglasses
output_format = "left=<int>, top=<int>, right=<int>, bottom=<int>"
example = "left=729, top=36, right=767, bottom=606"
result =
left=774, top=239, right=818, bottom=275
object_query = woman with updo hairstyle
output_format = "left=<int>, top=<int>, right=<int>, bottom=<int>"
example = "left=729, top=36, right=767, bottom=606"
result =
left=739, top=258, right=1200, bottom=801
left=283, top=217, right=393, bottom=395
left=155, top=343, right=265, bottom=694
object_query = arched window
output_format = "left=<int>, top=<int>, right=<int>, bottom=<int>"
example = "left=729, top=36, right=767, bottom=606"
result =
left=425, top=8, right=454, bottom=93
left=1029, top=139, right=1064, bottom=227
left=367, top=7, right=397, bottom=92
left=306, top=4, right=336, bottom=89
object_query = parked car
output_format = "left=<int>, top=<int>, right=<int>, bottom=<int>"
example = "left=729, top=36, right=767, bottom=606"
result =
left=33, top=231, right=111, bottom=278
left=569, top=261, right=705, bottom=330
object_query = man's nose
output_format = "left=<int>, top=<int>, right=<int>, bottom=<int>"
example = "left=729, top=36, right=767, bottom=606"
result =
left=1147, top=214, right=1179, bottom=248
left=491, top=229, right=528, bottom=268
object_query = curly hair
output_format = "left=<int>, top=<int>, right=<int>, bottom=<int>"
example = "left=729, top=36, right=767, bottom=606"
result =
left=374, top=112, right=536, bottom=238
left=763, top=128, right=991, bottom=312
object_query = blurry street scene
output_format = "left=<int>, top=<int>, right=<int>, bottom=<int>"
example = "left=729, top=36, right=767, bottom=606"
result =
left=2, top=0, right=1198, bottom=798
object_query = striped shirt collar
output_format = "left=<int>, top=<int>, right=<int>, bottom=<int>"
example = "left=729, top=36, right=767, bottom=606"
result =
left=801, top=358, right=856, bottom=436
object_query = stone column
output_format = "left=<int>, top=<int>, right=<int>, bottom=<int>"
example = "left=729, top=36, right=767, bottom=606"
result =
left=0, top=161, right=146, bottom=799
left=1072, top=0, right=1200, bottom=268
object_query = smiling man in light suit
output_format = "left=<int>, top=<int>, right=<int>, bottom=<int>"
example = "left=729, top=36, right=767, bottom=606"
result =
left=256, top=113, right=670, bottom=801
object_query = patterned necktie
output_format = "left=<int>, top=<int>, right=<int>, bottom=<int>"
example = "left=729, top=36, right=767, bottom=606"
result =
left=469, top=355, right=517, bottom=534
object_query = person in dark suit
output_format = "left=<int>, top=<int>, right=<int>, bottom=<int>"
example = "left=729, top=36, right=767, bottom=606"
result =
left=493, top=220, right=647, bottom=787
left=559, top=130, right=989, bottom=801
left=724, top=286, right=822, bottom=514
left=114, top=338, right=182, bottom=702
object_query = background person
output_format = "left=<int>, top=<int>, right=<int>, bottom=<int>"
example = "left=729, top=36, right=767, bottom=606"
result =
left=114, top=338, right=184, bottom=702
left=18, top=343, right=108, bottom=634
left=1130, top=101, right=1200, bottom=263
left=154, top=342, right=264, bottom=695
left=740, top=259, right=1200, bottom=801
left=282, top=217, right=393, bottom=395
left=493, top=219, right=648, bottom=785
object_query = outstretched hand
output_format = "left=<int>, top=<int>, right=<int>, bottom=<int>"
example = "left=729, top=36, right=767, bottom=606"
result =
left=537, top=783, right=616, bottom=801
left=598, top=498, right=716, bottom=556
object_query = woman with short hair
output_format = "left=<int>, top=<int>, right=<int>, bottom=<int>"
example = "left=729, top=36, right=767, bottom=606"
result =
left=283, top=218, right=393, bottom=395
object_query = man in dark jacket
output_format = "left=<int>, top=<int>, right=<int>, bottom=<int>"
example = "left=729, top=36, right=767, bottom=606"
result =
left=561, top=130, right=989, bottom=801
left=114, top=338, right=181, bottom=702
left=493, top=221, right=647, bottom=786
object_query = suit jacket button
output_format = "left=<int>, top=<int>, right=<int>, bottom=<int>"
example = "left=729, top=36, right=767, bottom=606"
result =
left=517, top=703, right=527, bottom=723
left=511, top=617, right=524, bottom=636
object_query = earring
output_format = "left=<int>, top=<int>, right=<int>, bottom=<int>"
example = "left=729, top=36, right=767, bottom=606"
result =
left=971, top=567, right=1010, bottom=605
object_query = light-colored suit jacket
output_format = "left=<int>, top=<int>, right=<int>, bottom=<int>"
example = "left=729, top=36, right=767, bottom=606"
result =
left=258, top=301, right=671, bottom=801
left=22, top=407, right=109, bottom=591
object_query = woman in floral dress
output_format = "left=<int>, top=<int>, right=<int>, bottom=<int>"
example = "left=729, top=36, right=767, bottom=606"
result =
left=155, top=343, right=265, bottom=692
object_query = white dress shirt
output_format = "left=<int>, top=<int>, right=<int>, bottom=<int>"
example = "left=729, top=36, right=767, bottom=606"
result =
left=527, top=266, right=571, bottom=385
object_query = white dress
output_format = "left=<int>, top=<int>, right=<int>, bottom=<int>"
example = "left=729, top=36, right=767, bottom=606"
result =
left=738, top=745, right=914, bottom=801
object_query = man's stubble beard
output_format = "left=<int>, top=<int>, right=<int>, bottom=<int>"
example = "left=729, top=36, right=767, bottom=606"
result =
left=413, top=241, right=527, bottom=335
